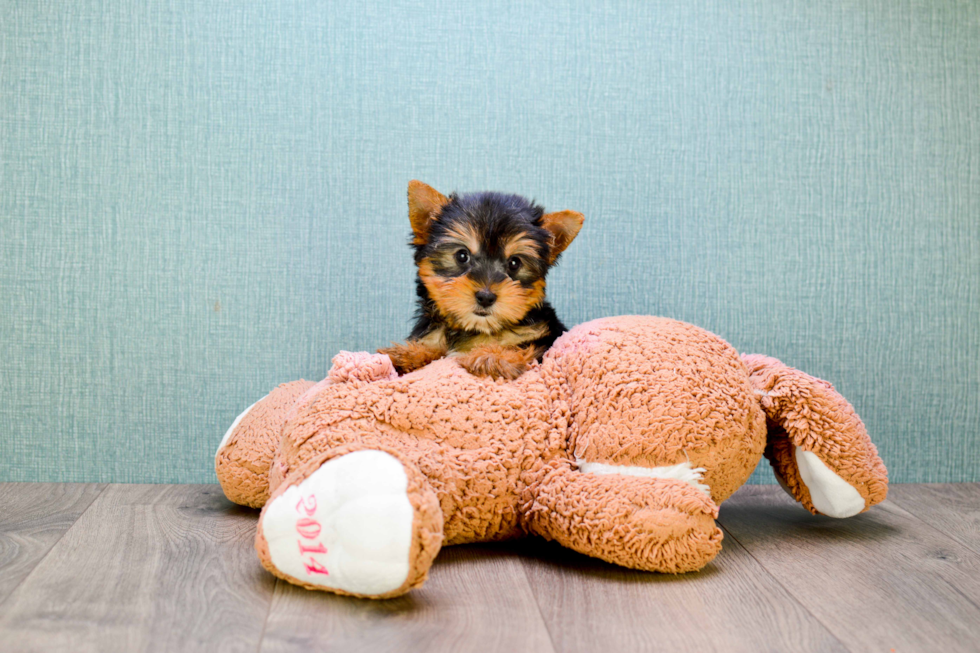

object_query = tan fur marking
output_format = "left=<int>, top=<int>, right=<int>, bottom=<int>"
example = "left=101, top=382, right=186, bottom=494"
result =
left=488, top=278, right=546, bottom=329
left=502, top=234, right=541, bottom=259
left=454, top=324, right=548, bottom=353
left=540, top=210, right=584, bottom=263
left=444, top=222, right=481, bottom=255
left=418, top=325, right=448, bottom=349
left=418, top=259, right=486, bottom=331
left=408, top=180, right=450, bottom=245
left=418, top=260, right=545, bottom=334
left=456, top=343, right=540, bottom=380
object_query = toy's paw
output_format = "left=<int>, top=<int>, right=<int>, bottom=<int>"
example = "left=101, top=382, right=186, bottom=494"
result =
left=328, top=351, right=399, bottom=384
left=215, top=397, right=263, bottom=463
left=745, top=353, right=888, bottom=517
left=215, top=380, right=317, bottom=509
left=259, top=451, right=417, bottom=596
left=790, top=446, right=866, bottom=518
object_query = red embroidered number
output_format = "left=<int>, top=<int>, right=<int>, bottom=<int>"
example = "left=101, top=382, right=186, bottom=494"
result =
left=304, top=558, right=329, bottom=576
left=295, top=494, right=317, bottom=516
left=294, top=493, right=328, bottom=576
left=296, top=517, right=322, bottom=539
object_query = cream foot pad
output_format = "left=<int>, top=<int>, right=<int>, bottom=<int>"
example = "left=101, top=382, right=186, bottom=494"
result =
left=794, top=446, right=866, bottom=518
left=261, top=450, right=415, bottom=595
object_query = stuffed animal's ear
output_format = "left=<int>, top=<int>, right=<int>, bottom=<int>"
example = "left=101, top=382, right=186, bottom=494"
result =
left=540, top=210, right=584, bottom=263
left=408, top=180, right=449, bottom=245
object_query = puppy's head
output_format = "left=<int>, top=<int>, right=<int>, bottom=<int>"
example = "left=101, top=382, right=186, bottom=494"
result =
left=407, top=180, right=584, bottom=334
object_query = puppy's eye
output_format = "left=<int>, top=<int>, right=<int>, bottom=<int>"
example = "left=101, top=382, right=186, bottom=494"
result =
left=507, top=256, right=522, bottom=272
left=455, top=249, right=470, bottom=265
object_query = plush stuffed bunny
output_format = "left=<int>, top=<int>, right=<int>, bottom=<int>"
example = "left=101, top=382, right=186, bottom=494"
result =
left=215, top=316, right=887, bottom=599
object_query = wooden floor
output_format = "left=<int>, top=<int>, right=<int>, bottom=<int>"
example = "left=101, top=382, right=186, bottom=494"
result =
left=0, top=483, right=978, bottom=652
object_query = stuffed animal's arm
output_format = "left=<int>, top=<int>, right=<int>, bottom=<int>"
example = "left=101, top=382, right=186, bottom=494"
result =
left=522, top=465, right=723, bottom=573
left=329, top=351, right=398, bottom=384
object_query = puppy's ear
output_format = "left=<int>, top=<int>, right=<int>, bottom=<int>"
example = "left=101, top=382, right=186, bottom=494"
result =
left=540, top=210, right=584, bottom=263
left=408, top=180, right=449, bottom=245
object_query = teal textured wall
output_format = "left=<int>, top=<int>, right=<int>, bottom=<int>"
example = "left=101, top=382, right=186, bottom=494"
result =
left=1, top=1, right=977, bottom=484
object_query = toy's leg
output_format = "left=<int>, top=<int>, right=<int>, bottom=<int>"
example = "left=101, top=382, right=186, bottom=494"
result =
left=216, top=353, right=397, bottom=509
left=215, top=380, right=316, bottom=509
left=255, top=446, right=444, bottom=599
left=743, top=354, right=888, bottom=518
left=523, top=464, right=723, bottom=573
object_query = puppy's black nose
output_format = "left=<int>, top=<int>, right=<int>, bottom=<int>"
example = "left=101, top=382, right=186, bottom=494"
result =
left=475, top=289, right=497, bottom=308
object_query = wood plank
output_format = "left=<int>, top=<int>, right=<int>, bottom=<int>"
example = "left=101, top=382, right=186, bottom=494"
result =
left=718, top=485, right=980, bottom=653
left=259, top=543, right=556, bottom=653
left=520, top=532, right=845, bottom=653
left=0, top=484, right=276, bottom=653
left=0, top=483, right=105, bottom=605
left=887, top=483, right=980, bottom=554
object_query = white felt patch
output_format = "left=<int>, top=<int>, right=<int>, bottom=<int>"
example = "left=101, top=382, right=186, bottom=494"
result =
left=262, top=450, right=414, bottom=596
left=576, top=459, right=711, bottom=495
left=795, top=446, right=866, bottom=518
left=215, top=398, right=261, bottom=464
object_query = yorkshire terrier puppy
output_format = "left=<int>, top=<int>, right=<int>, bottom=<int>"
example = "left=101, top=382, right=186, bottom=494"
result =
left=379, top=180, right=584, bottom=380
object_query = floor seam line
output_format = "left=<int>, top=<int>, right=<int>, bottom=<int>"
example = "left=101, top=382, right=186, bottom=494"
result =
left=885, top=495, right=980, bottom=558
left=0, top=483, right=110, bottom=614
left=876, top=499, right=980, bottom=613
left=254, top=578, right=279, bottom=653
left=718, top=519, right=856, bottom=653
left=516, top=554, right=561, bottom=653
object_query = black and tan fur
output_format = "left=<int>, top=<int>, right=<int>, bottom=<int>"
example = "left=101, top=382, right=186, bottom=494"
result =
left=379, top=180, right=584, bottom=380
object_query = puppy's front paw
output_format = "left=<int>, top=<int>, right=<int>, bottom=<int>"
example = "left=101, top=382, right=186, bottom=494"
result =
left=378, top=340, right=447, bottom=375
left=457, top=344, right=537, bottom=380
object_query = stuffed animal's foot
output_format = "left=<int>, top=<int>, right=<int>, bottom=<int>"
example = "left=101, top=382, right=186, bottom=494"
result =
left=791, top=445, right=865, bottom=518
left=767, top=437, right=871, bottom=518
left=215, top=380, right=316, bottom=509
left=256, top=449, right=443, bottom=598
left=743, top=353, right=888, bottom=518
